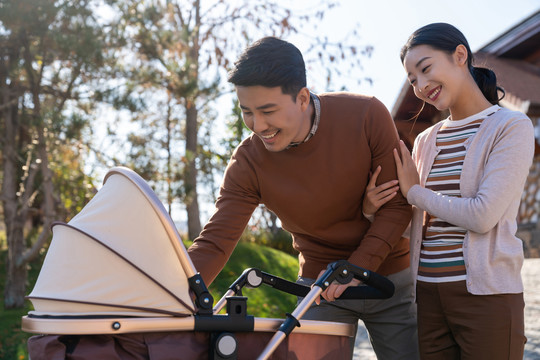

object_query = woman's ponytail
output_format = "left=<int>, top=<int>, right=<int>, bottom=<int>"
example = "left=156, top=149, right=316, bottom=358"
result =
left=470, top=66, right=505, bottom=105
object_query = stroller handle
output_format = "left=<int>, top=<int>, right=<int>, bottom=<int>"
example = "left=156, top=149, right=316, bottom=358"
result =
left=336, top=265, right=395, bottom=299
left=217, top=261, right=394, bottom=302
left=257, top=260, right=394, bottom=360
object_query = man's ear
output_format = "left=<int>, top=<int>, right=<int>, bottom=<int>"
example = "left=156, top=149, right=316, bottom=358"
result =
left=297, top=87, right=311, bottom=111
left=453, top=44, right=469, bottom=67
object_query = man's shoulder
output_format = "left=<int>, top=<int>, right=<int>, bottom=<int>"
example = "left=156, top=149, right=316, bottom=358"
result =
left=317, top=92, right=389, bottom=118
left=318, top=91, right=376, bottom=104
left=231, top=133, right=267, bottom=161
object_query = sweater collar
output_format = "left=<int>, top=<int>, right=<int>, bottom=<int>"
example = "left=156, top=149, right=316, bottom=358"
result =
left=287, top=92, right=321, bottom=149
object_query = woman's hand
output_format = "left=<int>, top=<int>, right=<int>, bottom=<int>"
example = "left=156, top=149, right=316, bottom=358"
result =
left=315, top=269, right=362, bottom=305
left=393, top=140, right=420, bottom=198
left=363, top=165, right=399, bottom=217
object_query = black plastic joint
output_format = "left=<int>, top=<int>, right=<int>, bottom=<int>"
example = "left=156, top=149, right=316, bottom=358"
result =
left=226, top=296, right=248, bottom=318
left=278, top=313, right=301, bottom=336
left=188, top=273, right=213, bottom=315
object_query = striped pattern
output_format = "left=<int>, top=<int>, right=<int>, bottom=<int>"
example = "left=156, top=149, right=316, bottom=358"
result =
left=418, top=118, right=484, bottom=283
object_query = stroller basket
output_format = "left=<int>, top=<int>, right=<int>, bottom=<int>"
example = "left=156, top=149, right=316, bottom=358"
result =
left=22, top=167, right=394, bottom=360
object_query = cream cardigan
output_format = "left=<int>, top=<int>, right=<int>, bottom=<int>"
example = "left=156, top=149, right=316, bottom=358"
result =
left=408, top=106, right=535, bottom=295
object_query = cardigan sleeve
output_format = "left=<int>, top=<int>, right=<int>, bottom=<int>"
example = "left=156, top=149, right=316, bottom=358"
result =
left=407, top=115, right=534, bottom=234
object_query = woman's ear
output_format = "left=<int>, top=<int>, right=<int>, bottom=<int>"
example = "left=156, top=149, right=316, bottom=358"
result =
left=453, top=44, right=469, bottom=67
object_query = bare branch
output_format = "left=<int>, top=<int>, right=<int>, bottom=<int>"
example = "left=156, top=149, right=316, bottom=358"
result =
left=18, top=220, right=52, bottom=266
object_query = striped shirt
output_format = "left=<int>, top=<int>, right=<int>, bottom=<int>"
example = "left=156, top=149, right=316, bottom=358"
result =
left=418, top=109, right=499, bottom=283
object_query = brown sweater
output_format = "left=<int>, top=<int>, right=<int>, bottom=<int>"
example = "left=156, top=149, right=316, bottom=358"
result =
left=188, top=92, right=412, bottom=284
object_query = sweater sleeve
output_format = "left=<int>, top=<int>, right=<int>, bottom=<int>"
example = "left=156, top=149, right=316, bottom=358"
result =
left=188, top=146, right=259, bottom=285
left=347, top=97, right=412, bottom=272
left=407, top=116, right=534, bottom=234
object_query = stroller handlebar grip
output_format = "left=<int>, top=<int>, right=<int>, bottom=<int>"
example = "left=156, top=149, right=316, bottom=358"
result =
left=346, top=268, right=395, bottom=299
left=313, top=261, right=395, bottom=300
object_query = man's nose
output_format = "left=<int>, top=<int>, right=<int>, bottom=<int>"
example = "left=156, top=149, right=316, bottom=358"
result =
left=252, top=114, right=267, bottom=134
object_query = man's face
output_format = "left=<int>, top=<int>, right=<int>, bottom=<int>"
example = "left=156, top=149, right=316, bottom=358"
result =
left=236, top=85, right=311, bottom=152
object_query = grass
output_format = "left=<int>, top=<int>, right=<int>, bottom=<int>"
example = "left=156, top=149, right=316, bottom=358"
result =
left=1, top=239, right=299, bottom=359
left=203, top=240, right=300, bottom=318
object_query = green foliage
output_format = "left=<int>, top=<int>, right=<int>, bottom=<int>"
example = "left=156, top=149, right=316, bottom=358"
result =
left=0, top=249, right=44, bottom=360
left=0, top=0, right=114, bottom=308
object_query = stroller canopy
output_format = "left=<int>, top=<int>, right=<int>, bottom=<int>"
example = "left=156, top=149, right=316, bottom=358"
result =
left=27, top=167, right=197, bottom=318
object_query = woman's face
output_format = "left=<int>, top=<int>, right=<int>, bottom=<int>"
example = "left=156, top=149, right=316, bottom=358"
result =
left=403, top=44, right=468, bottom=112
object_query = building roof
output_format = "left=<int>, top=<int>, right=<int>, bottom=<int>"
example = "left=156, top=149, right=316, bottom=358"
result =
left=475, top=52, right=540, bottom=114
left=479, top=10, right=540, bottom=59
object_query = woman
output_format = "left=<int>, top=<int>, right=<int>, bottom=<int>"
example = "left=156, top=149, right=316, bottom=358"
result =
left=364, top=23, right=534, bottom=359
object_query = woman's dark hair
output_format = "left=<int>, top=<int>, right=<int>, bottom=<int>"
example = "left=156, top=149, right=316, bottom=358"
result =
left=400, top=23, right=504, bottom=105
left=227, top=37, right=307, bottom=100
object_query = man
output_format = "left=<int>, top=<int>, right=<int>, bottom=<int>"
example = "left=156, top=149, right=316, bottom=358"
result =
left=188, top=37, right=418, bottom=359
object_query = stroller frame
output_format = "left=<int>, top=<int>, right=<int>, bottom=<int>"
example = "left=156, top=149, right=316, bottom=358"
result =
left=22, top=167, right=393, bottom=360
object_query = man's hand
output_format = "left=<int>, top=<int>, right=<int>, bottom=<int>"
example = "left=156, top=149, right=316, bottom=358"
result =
left=363, top=165, right=399, bottom=217
left=393, top=140, right=420, bottom=199
left=315, top=269, right=362, bottom=305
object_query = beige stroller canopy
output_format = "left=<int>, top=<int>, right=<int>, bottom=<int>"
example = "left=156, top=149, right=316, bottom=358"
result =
left=27, top=167, right=198, bottom=318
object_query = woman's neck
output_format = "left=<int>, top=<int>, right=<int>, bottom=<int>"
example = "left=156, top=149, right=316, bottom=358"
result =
left=448, top=78, right=494, bottom=121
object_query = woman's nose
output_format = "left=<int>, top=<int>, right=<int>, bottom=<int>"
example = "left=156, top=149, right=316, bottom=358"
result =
left=417, top=77, right=429, bottom=94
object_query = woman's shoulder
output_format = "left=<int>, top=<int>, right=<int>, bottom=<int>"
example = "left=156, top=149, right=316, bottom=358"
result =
left=489, top=107, right=531, bottom=124
left=483, top=107, right=534, bottom=134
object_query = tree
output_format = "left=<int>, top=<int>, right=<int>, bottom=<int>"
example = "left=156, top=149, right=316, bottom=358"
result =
left=108, top=0, right=372, bottom=239
left=0, top=0, right=110, bottom=308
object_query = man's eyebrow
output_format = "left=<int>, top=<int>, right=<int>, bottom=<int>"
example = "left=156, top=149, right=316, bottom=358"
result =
left=407, top=56, right=431, bottom=76
left=239, top=103, right=278, bottom=111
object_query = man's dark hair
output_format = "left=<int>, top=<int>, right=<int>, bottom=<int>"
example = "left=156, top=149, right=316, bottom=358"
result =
left=228, top=37, right=307, bottom=100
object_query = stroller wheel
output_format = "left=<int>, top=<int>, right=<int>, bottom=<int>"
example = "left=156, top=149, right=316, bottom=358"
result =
left=215, top=332, right=238, bottom=358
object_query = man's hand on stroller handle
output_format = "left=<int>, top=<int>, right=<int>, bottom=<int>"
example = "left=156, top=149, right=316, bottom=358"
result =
left=314, top=269, right=363, bottom=305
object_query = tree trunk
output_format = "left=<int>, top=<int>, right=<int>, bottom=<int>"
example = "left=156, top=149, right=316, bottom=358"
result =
left=2, top=145, right=28, bottom=309
left=4, top=225, right=28, bottom=309
left=18, top=123, right=57, bottom=267
left=166, top=100, right=173, bottom=216
left=184, top=0, right=202, bottom=240
left=1, top=91, right=28, bottom=309
left=185, top=102, right=202, bottom=239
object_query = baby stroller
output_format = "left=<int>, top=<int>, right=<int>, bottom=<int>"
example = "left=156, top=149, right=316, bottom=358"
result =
left=22, top=167, right=394, bottom=359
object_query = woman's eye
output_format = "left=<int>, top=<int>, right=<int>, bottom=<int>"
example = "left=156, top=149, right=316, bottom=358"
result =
left=409, top=79, right=416, bottom=85
left=421, top=65, right=430, bottom=73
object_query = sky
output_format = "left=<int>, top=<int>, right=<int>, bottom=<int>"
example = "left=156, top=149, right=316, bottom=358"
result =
left=288, top=0, right=540, bottom=112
